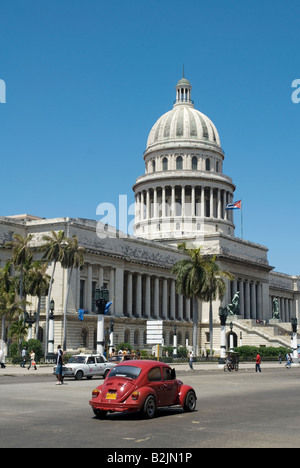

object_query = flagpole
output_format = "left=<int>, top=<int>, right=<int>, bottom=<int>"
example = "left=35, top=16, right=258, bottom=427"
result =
left=241, top=198, right=243, bottom=239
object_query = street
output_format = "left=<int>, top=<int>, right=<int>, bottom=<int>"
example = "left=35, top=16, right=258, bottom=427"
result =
left=0, top=367, right=299, bottom=448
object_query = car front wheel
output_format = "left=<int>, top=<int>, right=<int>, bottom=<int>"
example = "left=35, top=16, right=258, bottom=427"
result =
left=142, top=395, right=156, bottom=419
left=183, top=391, right=196, bottom=412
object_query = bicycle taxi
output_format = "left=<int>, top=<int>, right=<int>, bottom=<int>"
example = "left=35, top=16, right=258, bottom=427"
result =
left=224, top=351, right=239, bottom=372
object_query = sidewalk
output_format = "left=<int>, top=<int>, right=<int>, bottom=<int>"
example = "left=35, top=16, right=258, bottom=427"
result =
left=0, top=361, right=286, bottom=377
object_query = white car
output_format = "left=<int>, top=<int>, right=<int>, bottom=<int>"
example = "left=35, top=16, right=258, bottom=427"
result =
left=54, top=354, right=116, bottom=381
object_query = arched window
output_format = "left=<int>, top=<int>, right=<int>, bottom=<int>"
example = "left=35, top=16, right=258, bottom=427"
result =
left=216, top=161, right=220, bottom=173
left=176, top=156, right=183, bottom=170
left=192, top=156, right=198, bottom=170
left=162, top=157, right=168, bottom=171
left=124, top=329, right=130, bottom=344
left=152, top=160, right=156, bottom=172
left=205, top=158, right=211, bottom=171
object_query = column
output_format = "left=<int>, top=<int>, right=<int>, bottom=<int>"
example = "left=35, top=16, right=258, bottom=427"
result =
left=154, top=277, right=160, bottom=318
left=162, top=279, right=168, bottom=319
left=251, top=282, right=257, bottom=320
left=162, top=186, right=166, bottom=217
left=170, top=280, right=176, bottom=320
left=114, top=268, right=124, bottom=317
left=109, top=267, right=115, bottom=316
left=135, top=274, right=142, bottom=318
left=185, top=297, right=191, bottom=321
left=191, top=186, right=195, bottom=217
left=209, top=187, right=213, bottom=218
left=145, top=275, right=151, bottom=318
left=87, top=264, right=92, bottom=312
left=245, top=281, right=250, bottom=319
left=181, top=186, right=185, bottom=217
left=178, top=295, right=183, bottom=321
left=127, top=272, right=133, bottom=317
left=238, top=280, right=244, bottom=318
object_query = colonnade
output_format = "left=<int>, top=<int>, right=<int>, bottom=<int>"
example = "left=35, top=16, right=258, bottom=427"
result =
left=135, top=185, right=234, bottom=223
left=77, top=264, right=194, bottom=322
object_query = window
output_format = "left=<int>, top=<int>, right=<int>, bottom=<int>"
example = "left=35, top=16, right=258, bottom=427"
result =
left=162, top=367, right=174, bottom=381
left=176, top=156, right=183, bottom=170
left=205, top=158, right=210, bottom=171
left=163, top=157, right=168, bottom=171
left=148, top=367, right=162, bottom=382
left=192, top=156, right=198, bottom=170
left=152, top=160, right=156, bottom=172
left=80, top=280, right=85, bottom=309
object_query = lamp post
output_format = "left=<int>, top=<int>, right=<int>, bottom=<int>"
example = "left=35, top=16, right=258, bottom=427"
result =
left=109, top=317, right=114, bottom=355
left=95, top=286, right=109, bottom=355
left=291, top=317, right=299, bottom=364
left=219, top=307, right=228, bottom=364
left=173, top=323, right=178, bottom=358
left=24, top=312, right=37, bottom=341
left=46, top=299, right=56, bottom=363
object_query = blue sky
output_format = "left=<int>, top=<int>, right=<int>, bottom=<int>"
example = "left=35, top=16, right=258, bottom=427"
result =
left=0, top=0, right=300, bottom=274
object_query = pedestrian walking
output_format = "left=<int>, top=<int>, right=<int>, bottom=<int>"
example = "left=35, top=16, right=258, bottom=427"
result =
left=0, top=348, right=6, bottom=369
left=55, top=345, right=64, bottom=385
left=21, top=347, right=27, bottom=368
left=285, top=353, right=292, bottom=369
left=255, top=353, right=262, bottom=373
left=278, top=352, right=282, bottom=365
left=188, top=351, right=194, bottom=370
left=28, top=350, right=37, bottom=370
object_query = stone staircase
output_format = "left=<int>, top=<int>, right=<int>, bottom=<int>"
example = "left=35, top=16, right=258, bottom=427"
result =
left=229, top=318, right=298, bottom=348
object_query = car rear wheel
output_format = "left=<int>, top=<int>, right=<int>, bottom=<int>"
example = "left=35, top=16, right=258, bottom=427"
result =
left=183, top=391, right=196, bottom=412
left=142, top=395, right=156, bottom=419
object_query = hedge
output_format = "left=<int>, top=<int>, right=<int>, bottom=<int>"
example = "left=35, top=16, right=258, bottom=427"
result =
left=234, top=346, right=291, bottom=361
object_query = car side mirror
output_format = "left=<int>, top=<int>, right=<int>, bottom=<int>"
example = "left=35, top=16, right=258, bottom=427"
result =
left=171, top=368, right=176, bottom=380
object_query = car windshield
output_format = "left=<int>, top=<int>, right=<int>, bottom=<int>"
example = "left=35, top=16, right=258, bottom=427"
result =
left=68, top=356, right=86, bottom=364
left=108, top=365, right=142, bottom=380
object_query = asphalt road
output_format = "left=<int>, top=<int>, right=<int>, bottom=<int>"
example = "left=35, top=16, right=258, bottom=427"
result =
left=0, top=368, right=299, bottom=449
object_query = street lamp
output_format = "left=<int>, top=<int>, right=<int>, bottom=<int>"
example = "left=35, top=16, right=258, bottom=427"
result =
left=173, top=323, right=178, bottom=358
left=219, top=307, right=228, bottom=364
left=46, top=299, right=56, bottom=363
left=291, top=317, right=299, bottom=364
left=24, top=312, right=37, bottom=340
left=95, top=286, right=109, bottom=355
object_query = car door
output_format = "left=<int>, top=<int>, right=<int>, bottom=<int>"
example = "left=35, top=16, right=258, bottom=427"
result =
left=86, top=356, right=98, bottom=376
left=147, top=367, right=164, bottom=406
left=161, top=367, right=178, bottom=406
left=95, top=356, right=106, bottom=376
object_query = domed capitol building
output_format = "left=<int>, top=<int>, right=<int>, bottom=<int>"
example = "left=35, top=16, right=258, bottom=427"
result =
left=1, top=74, right=299, bottom=356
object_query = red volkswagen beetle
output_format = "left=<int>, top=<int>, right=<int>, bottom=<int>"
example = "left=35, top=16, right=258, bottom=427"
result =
left=89, top=360, right=196, bottom=419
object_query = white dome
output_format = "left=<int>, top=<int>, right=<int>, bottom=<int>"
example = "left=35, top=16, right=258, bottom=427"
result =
left=146, top=75, right=221, bottom=151
left=146, top=105, right=221, bottom=149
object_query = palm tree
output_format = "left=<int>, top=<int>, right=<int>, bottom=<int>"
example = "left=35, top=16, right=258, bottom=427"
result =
left=8, top=318, right=28, bottom=354
left=39, top=230, right=67, bottom=352
left=0, top=262, right=22, bottom=342
left=25, top=261, right=51, bottom=340
left=5, top=234, right=33, bottom=318
left=201, top=255, right=234, bottom=358
left=171, top=243, right=207, bottom=356
left=61, top=235, right=85, bottom=350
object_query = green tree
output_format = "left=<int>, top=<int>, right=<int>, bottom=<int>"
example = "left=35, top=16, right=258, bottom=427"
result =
left=61, top=235, right=85, bottom=350
left=6, top=234, right=33, bottom=318
left=39, top=230, right=67, bottom=352
left=0, top=262, right=22, bottom=342
left=200, top=255, right=234, bottom=357
left=25, top=261, right=51, bottom=340
left=8, top=318, right=28, bottom=353
left=172, top=243, right=207, bottom=356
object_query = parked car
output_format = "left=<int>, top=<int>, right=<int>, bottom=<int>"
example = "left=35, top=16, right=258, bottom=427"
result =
left=54, top=354, right=116, bottom=381
left=89, top=360, right=197, bottom=419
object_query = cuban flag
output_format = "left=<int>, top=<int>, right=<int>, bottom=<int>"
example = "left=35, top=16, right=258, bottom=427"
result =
left=226, top=200, right=242, bottom=210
